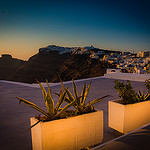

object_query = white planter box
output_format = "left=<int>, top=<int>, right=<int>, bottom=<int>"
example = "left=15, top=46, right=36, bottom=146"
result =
left=109, top=100, right=150, bottom=134
left=30, top=110, right=103, bottom=150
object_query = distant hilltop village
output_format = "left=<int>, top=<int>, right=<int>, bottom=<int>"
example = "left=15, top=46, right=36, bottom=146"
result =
left=39, top=45, right=95, bottom=55
left=39, top=45, right=150, bottom=74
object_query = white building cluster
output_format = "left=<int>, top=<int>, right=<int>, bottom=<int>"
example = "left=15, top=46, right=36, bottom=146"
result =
left=89, top=50, right=150, bottom=74
left=39, top=45, right=95, bottom=55
left=115, top=51, right=150, bottom=74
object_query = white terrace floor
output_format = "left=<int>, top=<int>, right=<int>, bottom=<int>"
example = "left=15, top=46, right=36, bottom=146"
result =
left=0, top=77, right=149, bottom=150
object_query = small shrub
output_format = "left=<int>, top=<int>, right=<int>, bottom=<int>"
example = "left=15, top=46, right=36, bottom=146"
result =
left=145, top=79, right=150, bottom=93
left=114, top=80, right=149, bottom=105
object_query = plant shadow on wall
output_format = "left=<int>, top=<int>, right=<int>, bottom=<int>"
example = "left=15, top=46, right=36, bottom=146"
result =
left=16, top=79, right=109, bottom=129
left=114, top=80, right=150, bottom=105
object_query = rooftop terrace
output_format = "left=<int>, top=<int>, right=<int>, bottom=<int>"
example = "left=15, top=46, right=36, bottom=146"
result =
left=0, top=76, right=150, bottom=150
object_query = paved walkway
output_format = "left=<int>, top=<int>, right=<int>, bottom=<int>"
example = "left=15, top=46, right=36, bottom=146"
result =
left=93, top=123, right=150, bottom=150
left=0, top=78, right=147, bottom=150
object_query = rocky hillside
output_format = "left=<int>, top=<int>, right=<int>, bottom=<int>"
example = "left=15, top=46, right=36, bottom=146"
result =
left=0, top=50, right=116, bottom=83
left=0, top=54, right=26, bottom=80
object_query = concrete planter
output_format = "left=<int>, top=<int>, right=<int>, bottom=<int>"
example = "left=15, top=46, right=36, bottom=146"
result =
left=109, top=99, right=150, bottom=134
left=30, top=110, right=103, bottom=150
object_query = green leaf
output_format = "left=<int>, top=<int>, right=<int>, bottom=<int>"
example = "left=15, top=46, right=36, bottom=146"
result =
left=16, top=97, right=49, bottom=117
left=36, top=80, right=47, bottom=102
left=144, top=93, right=149, bottom=100
left=59, top=77, right=64, bottom=95
left=73, top=80, right=79, bottom=101
left=27, top=120, right=40, bottom=131
left=45, top=94, right=54, bottom=116
left=46, top=79, right=51, bottom=97
left=55, top=100, right=76, bottom=118
left=138, top=90, right=142, bottom=97
left=45, top=80, right=54, bottom=115
left=54, top=92, right=73, bottom=104
left=80, top=82, right=86, bottom=104
left=64, top=87, right=79, bottom=109
left=72, top=80, right=81, bottom=107
left=82, top=81, right=92, bottom=106
left=64, top=87, right=75, bottom=102
left=87, top=95, right=109, bottom=106
left=54, top=91, right=67, bottom=114
left=54, top=92, right=60, bottom=97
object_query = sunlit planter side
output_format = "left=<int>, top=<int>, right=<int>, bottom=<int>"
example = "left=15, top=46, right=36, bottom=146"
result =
left=109, top=99, right=150, bottom=134
left=31, top=110, right=103, bottom=150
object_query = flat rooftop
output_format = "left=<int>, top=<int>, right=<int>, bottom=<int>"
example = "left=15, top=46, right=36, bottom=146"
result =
left=0, top=77, right=149, bottom=150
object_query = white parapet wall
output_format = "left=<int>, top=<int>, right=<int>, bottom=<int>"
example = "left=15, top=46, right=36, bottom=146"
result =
left=104, top=72, right=150, bottom=82
left=30, top=110, right=103, bottom=150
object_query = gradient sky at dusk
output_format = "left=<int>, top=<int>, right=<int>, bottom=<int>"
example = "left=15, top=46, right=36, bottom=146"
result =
left=0, top=0, right=150, bottom=60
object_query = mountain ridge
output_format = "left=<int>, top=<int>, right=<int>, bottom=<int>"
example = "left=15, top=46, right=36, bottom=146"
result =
left=0, top=46, right=116, bottom=83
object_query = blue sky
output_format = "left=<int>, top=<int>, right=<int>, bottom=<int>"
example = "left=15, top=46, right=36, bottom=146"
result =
left=0, top=0, right=150, bottom=60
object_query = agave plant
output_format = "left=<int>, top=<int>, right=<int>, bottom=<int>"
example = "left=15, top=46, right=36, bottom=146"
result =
left=16, top=80, right=75, bottom=128
left=55, top=80, right=109, bottom=114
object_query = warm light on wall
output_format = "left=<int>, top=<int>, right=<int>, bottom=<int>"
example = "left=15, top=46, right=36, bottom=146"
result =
left=31, top=110, right=103, bottom=150
left=109, top=100, right=150, bottom=134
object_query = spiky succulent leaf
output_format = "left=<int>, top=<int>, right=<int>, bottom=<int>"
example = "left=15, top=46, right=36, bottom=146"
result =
left=87, top=95, right=109, bottom=107
left=64, top=87, right=75, bottom=102
left=55, top=100, right=76, bottom=118
left=65, top=86, right=85, bottom=111
left=54, top=85, right=72, bottom=104
left=73, top=80, right=79, bottom=101
left=54, top=92, right=72, bottom=103
left=64, top=96, right=73, bottom=104
left=144, top=93, right=150, bottom=100
left=46, top=79, right=51, bottom=96
left=36, top=80, right=47, bottom=101
left=54, top=92, right=60, bottom=97
left=143, top=90, right=145, bottom=95
left=44, top=80, right=54, bottom=115
left=59, top=77, right=64, bottom=95
left=82, top=81, right=92, bottom=106
left=54, top=92, right=77, bottom=109
left=80, top=82, right=86, bottom=104
left=138, top=90, right=142, bottom=97
left=27, top=120, right=40, bottom=131
left=45, top=93, right=55, bottom=116
left=54, top=91, right=67, bottom=114
left=16, top=97, right=49, bottom=117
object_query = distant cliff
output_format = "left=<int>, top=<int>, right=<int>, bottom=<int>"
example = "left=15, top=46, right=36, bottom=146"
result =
left=0, top=54, right=26, bottom=80
left=0, top=48, right=116, bottom=83
left=8, top=51, right=65, bottom=83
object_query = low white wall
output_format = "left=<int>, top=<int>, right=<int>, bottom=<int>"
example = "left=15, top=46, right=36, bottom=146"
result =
left=0, top=76, right=105, bottom=88
left=104, top=73, right=150, bottom=82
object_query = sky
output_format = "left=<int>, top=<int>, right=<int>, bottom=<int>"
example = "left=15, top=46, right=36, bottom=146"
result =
left=0, top=0, right=150, bottom=60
